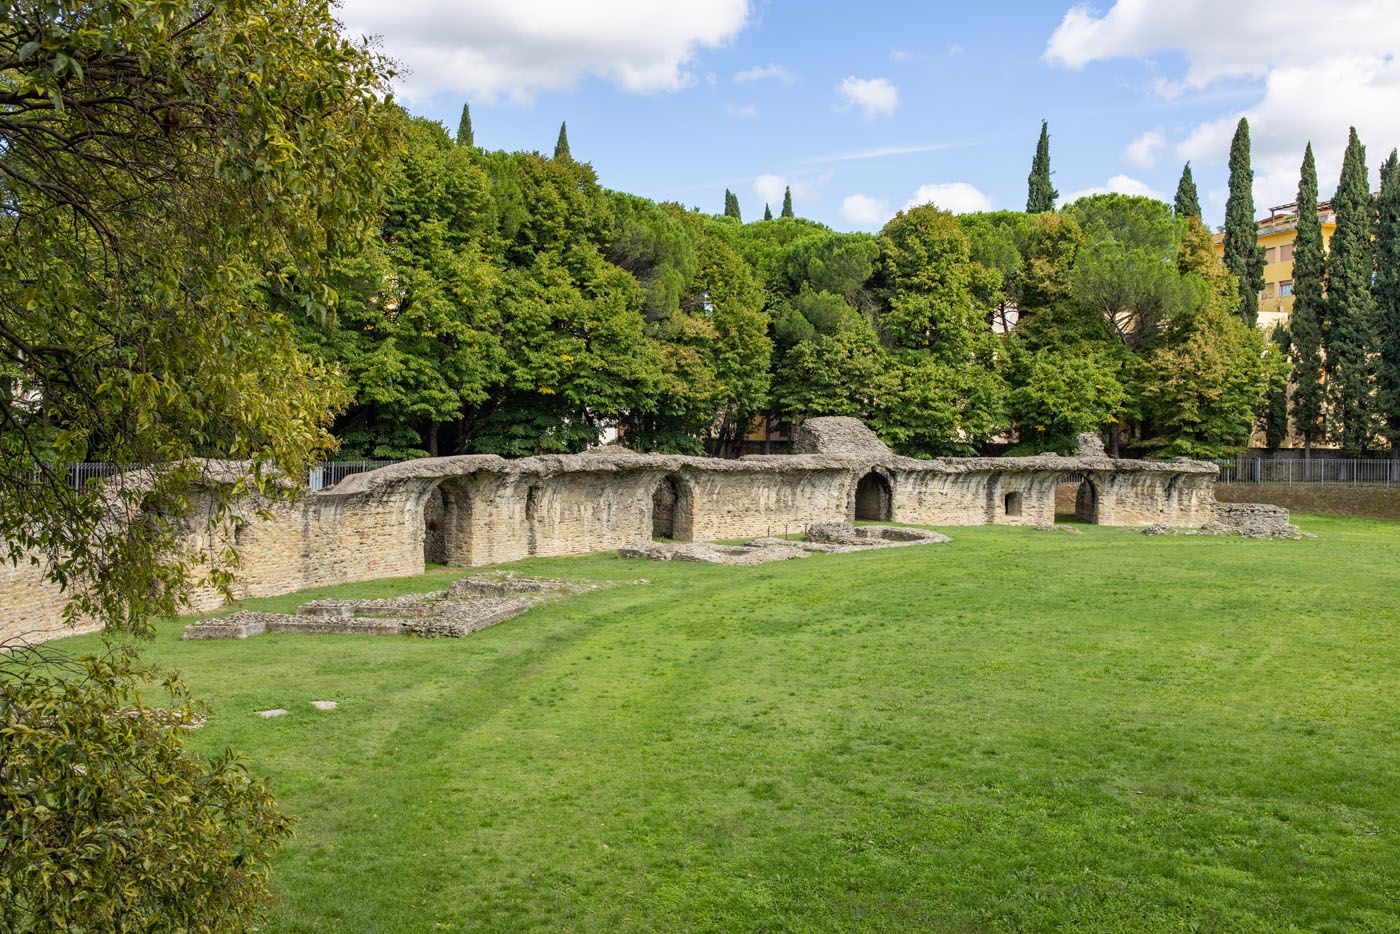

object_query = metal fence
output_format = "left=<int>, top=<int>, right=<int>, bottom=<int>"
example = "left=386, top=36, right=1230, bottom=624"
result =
left=1216, top=457, right=1400, bottom=485
left=307, top=460, right=399, bottom=492
left=47, top=460, right=402, bottom=492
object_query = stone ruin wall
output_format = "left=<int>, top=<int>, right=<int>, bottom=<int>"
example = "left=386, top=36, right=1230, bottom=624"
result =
left=2, top=419, right=1226, bottom=644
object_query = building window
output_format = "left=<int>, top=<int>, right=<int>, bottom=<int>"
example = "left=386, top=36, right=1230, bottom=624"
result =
left=1280, top=242, right=1294, bottom=262
left=1265, top=246, right=1277, bottom=263
left=1279, top=281, right=1294, bottom=297
left=1262, top=282, right=1276, bottom=299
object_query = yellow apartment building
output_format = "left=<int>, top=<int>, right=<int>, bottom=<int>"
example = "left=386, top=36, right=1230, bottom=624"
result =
left=1212, top=201, right=1337, bottom=330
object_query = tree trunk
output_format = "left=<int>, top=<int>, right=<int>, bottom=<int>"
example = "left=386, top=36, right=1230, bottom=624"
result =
left=426, top=421, right=440, bottom=457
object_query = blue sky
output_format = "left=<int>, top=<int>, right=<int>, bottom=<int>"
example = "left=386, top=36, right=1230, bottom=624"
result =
left=339, top=0, right=1400, bottom=232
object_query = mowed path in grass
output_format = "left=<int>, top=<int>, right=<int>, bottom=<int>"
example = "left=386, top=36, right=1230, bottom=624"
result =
left=67, top=517, right=1400, bottom=932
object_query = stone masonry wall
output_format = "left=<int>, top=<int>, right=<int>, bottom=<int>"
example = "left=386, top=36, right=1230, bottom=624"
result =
left=2, top=419, right=1230, bottom=644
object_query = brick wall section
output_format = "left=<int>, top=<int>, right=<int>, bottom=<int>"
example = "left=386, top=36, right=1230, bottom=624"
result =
left=2, top=419, right=1231, bottom=644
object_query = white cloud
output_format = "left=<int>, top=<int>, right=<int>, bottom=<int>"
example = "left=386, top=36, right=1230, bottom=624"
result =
left=1178, top=55, right=1400, bottom=208
left=1123, top=129, right=1166, bottom=169
left=1044, top=1, right=1400, bottom=209
left=1061, top=174, right=1166, bottom=205
left=890, top=49, right=920, bottom=63
left=841, top=194, right=891, bottom=227
left=339, top=0, right=752, bottom=103
left=754, top=172, right=831, bottom=205
left=727, top=103, right=758, bottom=118
left=1043, top=1, right=1394, bottom=86
left=734, top=63, right=794, bottom=84
left=793, top=142, right=951, bottom=165
left=903, top=182, right=992, bottom=214
left=835, top=76, right=899, bottom=119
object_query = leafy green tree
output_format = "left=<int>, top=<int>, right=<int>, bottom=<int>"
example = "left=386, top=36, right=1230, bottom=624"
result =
left=870, top=356, right=1007, bottom=457
left=782, top=185, right=795, bottom=218
left=764, top=203, right=773, bottom=221
left=554, top=121, right=571, bottom=160
left=605, top=193, right=701, bottom=320
left=456, top=101, right=474, bottom=146
left=875, top=205, right=992, bottom=360
left=1026, top=120, right=1058, bottom=213
left=1006, top=348, right=1126, bottom=453
left=1136, top=214, right=1282, bottom=457
left=297, top=115, right=502, bottom=457
left=1375, top=149, right=1400, bottom=456
left=772, top=317, right=885, bottom=420
left=1289, top=143, right=1328, bottom=457
left=1223, top=118, right=1265, bottom=326
left=2, top=645, right=292, bottom=931
left=1062, top=194, right=1193, bottom=350
left=871, top=206, right=1008, bottom=452
left=958, top=211, right=1031, bottom=331
left=0, top=0, right=393, bottom=926
left=1139, top=298, right=1283, bottom=458
left=1016, top=212, right=1085, bottom=325
left=1174, top=162, right=1201, bottom=218
left=1327, top=127, right=1380, bottom=452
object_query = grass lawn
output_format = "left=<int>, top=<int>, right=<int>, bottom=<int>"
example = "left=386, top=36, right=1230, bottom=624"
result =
left=63, top=516, right=1400, bottom=932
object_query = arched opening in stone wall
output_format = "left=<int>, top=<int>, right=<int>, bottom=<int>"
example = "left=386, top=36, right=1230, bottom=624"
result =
left=854, top=471, right=892, bottom=521
left=1003, top=491, right=1023, bottom=517
left=427, top=480, right=473, bottom=566
left=1054, top=476, right=1100, bottom=524
left=525, top=484, right=542, bottom=556
left=650, top=475, right=692, bottom=541
left=423, top=486, right=448, bottom=564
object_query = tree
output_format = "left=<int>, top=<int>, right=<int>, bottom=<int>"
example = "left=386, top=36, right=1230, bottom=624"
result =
left=1289, top=143, right=1328, bottom=457
left=1139, top=299, right=1283, bottom=458
left=782, top=185, right=795, bottom=218
left=2, top=645, right=292, bottom=931
left=554, top=121, right=571, bottom=160
left=1174, top=162, right=1201, bottom=218
left=0, top=0, right=393, bottom=925
left=724, top=188, right=742, bottom=221
left=1026, top=120, right=1057, bottom=213
left=1264, top=325, right=1292, bottom=449
left=1006, top=348, right=1126, bottom=454
left=456, top=101, right=474, bottom=147
left=1377, top=149, right=1400, bottom=458
left=1062, top=194, right=1194, bottom=350
left=1223, top=118, right=1265, bottom=326
left=1327, top=127, right=1379, bottom=452
left=872, top=205, right=1008, bottom=452
left=764, top=203, right=773, bottom=221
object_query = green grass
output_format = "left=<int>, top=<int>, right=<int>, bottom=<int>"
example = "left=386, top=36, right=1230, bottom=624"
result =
left=62, top=516, right=1400, bottom=932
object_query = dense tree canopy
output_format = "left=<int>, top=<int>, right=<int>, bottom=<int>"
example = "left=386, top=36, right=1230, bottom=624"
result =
left=1, top=0, right=395, bottom=927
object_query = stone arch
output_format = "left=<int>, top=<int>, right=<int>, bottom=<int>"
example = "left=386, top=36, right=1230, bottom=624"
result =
left=525, top=483, right=543, bottom=555
left=853, top=470, right=892, bottom=521
left=650, top=474, right=693, bottom=541
left=428, top=478, right=474, bottom=566
left=1074, top=476, right=1100, bottom=524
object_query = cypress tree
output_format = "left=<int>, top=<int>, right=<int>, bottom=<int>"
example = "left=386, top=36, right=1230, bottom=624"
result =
left=1223, top=118, right=1265, bottom=327
left=456, top=102, right=474, bottom=147
left=781, top=186, right=794, bottom=218
left=1289, top=143, right=1327, bottom=459
left=554, top=121, right=571, bottom=161
left=1374, top=148, right=1400, bottom=456
left=1327, top=127, right=1379, bottom=452
left=723, top=189, right=741, bottom=221
left=763, top=203, right=773, bottom=221
left=1025, top=120, right=1057, bottom=213
left=1264, top=325, right=1291, bottom=449
left=1173, top=162, right=1201, bottom=217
